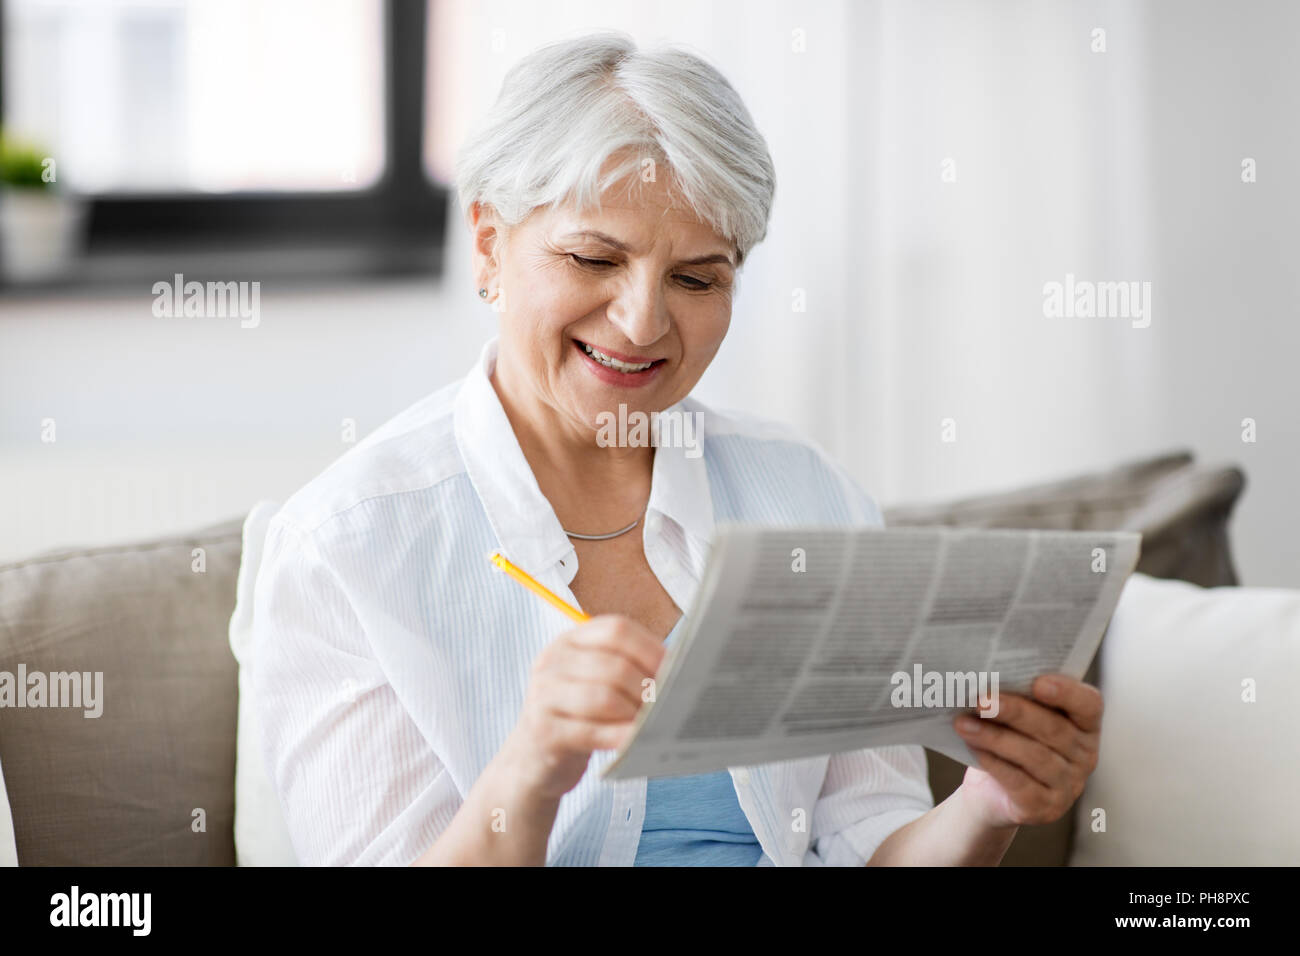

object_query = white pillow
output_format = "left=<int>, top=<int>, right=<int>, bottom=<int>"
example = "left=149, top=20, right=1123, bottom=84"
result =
left=1070, top=572, right=1300, bottom=865
left=229, top=499, right=300, bottom=866
left=0, top=756, right=17, bottom=865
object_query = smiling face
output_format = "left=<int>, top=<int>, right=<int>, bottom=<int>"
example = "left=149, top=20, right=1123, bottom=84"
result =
left=472, top=169, right=736, bottom=447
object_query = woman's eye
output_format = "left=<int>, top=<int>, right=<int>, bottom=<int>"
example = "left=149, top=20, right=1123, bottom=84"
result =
left=676, top=274, right=712, bottom=290
left=570, top=254, right=711, bottom=289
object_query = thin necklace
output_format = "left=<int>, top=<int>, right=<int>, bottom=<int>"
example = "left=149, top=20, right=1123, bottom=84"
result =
left=563, top=515, right=642, bottom=540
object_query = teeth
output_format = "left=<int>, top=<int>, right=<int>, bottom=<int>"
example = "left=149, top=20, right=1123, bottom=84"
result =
left=582, top=342, right=654, bottom=372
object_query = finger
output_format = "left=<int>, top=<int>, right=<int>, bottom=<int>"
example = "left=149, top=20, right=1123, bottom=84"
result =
left=1033, top=674, right=1104, bottom=734
left=955, top=713, right=1073, bottom=790
left=966, top=743, right=1049, bottom=805
left=979, top=691, right=1094, bottom=765
left=564, top=615, right=666, bottom=678
left=550, top=647, right=650, bottom=710
left=539, top=674, right=641, bottom=724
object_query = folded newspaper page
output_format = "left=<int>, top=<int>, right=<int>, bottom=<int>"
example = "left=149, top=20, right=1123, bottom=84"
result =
left=602, top=525, right=1141, bottom=780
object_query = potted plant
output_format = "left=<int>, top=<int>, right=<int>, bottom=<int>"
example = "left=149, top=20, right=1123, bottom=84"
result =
left=0, top=131, right=87, bottom=282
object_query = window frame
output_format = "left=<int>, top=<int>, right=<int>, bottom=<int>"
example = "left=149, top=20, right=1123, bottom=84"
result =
left=0, top=0, right=448, bottom=288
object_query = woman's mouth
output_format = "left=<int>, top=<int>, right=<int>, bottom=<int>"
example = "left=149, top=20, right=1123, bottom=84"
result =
left=573, top=339, right=667, bottom=386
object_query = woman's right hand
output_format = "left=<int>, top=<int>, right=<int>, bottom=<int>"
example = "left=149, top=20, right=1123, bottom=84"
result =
left=496, top=614, right=667, bottom=802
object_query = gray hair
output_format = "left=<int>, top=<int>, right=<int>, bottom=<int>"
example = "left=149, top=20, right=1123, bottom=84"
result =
left=454, top=31, right=775, bottom=266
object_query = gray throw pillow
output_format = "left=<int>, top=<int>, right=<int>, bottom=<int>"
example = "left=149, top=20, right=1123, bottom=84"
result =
left=883, top=450, right=1246, bottom=867
left=0, top=519, right=243, bottom=865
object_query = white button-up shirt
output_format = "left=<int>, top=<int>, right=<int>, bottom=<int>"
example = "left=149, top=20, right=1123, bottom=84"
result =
left=251, top=336, right=934, bottom=866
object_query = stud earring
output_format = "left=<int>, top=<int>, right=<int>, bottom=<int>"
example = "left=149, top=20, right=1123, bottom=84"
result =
left=478, top=288, right=488, bottom=298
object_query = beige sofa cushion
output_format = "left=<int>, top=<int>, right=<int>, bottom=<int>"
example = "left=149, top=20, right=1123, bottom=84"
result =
left=0, top=520, right=243, bottom=865
left=1070, top=573, right=1300, bottom=864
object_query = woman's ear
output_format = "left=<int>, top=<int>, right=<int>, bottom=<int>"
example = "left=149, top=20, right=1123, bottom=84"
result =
left=469, top=201, right=505, bottom=284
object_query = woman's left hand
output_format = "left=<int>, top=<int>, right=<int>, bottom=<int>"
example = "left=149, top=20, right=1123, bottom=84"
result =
left=952, top=674, right=1103, bottom=830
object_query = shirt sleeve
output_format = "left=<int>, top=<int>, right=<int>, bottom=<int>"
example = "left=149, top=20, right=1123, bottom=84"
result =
left=805, top=744, right=935, bottom=866
left=817, top=447, right=887, bottom=530
left=250, top=515, right=461, bottom=866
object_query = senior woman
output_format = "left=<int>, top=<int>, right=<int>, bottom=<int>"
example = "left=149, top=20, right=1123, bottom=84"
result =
left=251, top=32, right=1103, bottom=867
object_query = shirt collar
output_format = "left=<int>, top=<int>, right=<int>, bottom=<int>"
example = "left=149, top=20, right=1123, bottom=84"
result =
left=453, top=336, right=714, bottom=577
left=645, top=395, right=714, bottom=558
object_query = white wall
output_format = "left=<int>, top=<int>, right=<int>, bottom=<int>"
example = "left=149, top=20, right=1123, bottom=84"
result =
left=2, top=0, right=1296, bottom=586
left=0, top=263, right=491, bottom=559
left=833, top=0, right=1299, bottom=587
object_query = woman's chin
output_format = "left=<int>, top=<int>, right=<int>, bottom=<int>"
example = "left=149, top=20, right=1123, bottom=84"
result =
left=565, top=399, right=664, bottom=449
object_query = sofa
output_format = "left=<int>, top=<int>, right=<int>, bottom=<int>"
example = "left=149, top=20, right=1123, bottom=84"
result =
left=4, top=448, right=1294, bottom=866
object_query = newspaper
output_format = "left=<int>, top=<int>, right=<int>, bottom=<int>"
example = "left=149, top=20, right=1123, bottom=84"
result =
left=602, top=525, right=1141, bottom=780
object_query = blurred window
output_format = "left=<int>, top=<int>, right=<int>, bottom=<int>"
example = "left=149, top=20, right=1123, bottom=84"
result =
left=0, top=0, right=445, bottom=286
left=3, top=0, right=385, bottom=193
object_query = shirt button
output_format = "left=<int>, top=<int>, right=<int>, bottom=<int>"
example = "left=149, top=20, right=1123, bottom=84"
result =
left=734, top=768, right=751, bottom=786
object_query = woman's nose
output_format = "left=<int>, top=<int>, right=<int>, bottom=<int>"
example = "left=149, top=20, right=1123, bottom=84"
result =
left=606, top=273, right=670, bottom=347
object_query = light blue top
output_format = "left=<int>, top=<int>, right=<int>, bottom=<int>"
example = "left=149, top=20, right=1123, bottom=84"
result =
left=633, top=618, right=764, bottom=866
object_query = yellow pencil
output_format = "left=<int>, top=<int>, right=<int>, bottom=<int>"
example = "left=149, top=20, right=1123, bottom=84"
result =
left=488, top=551, right=591, bottom=623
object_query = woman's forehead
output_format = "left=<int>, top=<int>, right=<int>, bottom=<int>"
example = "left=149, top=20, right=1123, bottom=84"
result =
left=548, top=216, right=731, bottom=262
left=547, top=189, right=726, bottom=247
